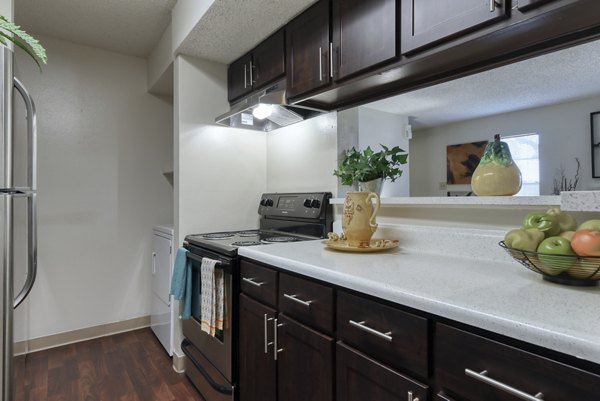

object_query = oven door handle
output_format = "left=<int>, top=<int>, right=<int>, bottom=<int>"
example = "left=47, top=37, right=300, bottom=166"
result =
left=186, top=251, right=232, bottom=274
left=181, top=339, right=234, bottom=395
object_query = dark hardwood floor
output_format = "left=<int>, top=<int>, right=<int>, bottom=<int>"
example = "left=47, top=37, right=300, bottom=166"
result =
left=21, top=328, right=204, bottom=401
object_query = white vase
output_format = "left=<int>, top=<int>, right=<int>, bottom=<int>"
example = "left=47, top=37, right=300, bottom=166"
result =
left=358, top=178, right=384, bottom=195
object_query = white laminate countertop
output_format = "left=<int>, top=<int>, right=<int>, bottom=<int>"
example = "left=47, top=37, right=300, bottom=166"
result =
left=238, top=240, right=600, bottom=365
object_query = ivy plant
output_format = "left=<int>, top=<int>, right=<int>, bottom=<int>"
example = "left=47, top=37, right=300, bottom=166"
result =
left=333, top=145, right=408, bottom=185
left=0, top=16, right=47, bottom=68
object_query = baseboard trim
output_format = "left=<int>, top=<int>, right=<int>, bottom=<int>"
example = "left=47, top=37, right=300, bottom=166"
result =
left=172, top=352, right=186, bottom=373
left=17, top=315, right=151, bottom=354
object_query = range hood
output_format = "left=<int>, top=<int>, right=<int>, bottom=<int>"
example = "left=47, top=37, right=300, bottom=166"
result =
left=215, top=80, right=326, bottom=132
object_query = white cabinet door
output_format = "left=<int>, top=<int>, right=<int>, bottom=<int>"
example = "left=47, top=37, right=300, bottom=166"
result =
left=152, top=233, right=172, bottom=305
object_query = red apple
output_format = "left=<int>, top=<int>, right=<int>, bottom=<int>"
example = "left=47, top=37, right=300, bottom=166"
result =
left=571, top=230, right=600, bottom=257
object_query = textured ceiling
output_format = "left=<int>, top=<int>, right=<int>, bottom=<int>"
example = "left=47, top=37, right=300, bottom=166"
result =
left=366, top=39, right=600, bottom=129
left=176, top=0, right=317, bottom=64
left=15, top=0, right=177, bottom=57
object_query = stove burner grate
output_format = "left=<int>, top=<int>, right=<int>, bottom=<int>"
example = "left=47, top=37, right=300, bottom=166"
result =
left=262, top=236, right=301, bottom=243
left=231, top=241, right=263, bottom=247
left=201, top=233, right=235, bottom=240
left=237, top=230, right=260, bottom=237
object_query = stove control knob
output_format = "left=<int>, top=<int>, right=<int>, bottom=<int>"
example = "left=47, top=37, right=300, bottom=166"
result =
left=266, top=199, right=274, bottom=207
left=310, top=199, right=321, bottom=209
left=303, top=198, right=312, bottom=208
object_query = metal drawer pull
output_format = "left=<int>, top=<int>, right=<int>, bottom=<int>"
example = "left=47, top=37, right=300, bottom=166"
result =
left=465, top=369, right=544, bottom=401
left=263, top=314, right=272, bottom=354
left=274, top=319, right=285, bottom=361
left=408, top=391, right=419, bottom=401
left=244, top=64, right=247, bottom=88
left=349, top=320, right=393, bottom=342
left=318, top=47, right=323, bottom=81
left=489, top=0, right=501, bottom=12
left=283, top=293, right=313, bottom=307
left=242, top=277, right=264, bottom=287
left=329, top=42, right=334, bottom=78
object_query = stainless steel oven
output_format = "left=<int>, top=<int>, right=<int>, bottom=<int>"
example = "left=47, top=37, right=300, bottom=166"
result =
left=181, top=192, right=332, bottom=401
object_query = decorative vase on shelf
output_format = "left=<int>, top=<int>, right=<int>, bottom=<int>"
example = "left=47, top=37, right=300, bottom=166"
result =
left=471, top=135, right=522, bottom=196
left=342, top=192, right=381, bottom=248
left=358, top=178, right=384, bottom=195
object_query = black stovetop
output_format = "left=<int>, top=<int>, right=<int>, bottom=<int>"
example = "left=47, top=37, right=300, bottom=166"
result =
left=185, top=229, right=319, bottom=257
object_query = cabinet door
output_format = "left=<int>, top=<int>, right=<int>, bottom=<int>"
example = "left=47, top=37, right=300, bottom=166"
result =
left=332, top=0, right=398, bottom=80
left=286, top=0, right=331, bottom=99
left=337, top=343, right=429, bottom=401
left=253, top=30, right=285, bottom=90
left=239, top=294, right=277, bottom=401
left=277, top=315, right=334, bottom=401
left=228, top=53, right=253, bottom=102
left=401, top=0, right=509, bottom=54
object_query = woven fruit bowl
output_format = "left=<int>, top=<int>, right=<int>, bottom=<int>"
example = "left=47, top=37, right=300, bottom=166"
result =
left=499, top=241, right=600, bottom=286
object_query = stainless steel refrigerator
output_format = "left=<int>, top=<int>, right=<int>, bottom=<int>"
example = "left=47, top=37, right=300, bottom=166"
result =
left=0, top=47, right=37, bottom=401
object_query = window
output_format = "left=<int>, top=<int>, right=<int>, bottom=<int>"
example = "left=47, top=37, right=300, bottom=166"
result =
left=502, top=134, right=540, bottom=196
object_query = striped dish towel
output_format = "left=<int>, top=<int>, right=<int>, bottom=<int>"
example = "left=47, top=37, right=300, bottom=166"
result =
left=200, top=257, right=227, bottom=336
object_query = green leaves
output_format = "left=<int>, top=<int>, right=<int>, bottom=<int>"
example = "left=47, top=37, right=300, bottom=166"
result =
left=333, top=145, right=408, bottom=185
left=0, top=16, right=47, bottom=69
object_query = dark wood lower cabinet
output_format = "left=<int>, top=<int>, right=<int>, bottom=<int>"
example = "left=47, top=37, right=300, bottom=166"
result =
left=436, top=323, right=600, bottom=401
left=336, top=342, right=428, bottom=401
left=239, top=294, right=277, bottom=401
left=277, top=315, right=334, bottom=401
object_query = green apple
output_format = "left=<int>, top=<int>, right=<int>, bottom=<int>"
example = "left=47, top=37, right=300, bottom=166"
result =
left=546, top=207, right=577, bottom=232
left=578, top=220, right=600, bottom=231
left=559, top=231, right=576, bottom=241
left=522, top=212, right=560, bottom=237
left=504, top=228, right=545, bottom=253
left=536, top=236, right=577, bottom=276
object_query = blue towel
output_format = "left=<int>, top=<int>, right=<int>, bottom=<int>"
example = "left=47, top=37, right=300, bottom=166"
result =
left=170, top=247, right=193, bottom=320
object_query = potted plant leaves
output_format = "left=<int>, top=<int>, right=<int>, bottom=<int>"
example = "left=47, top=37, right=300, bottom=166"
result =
left=333, top=145, right=408, bottom=194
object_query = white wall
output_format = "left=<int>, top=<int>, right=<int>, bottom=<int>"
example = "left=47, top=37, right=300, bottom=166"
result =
left=14, top=36, right=173, bottom=340
left=411, top=96, right=600, bottom=196
left=266, top=112, right=337, bottom=193
left=174, top=54, right=267, bottom=352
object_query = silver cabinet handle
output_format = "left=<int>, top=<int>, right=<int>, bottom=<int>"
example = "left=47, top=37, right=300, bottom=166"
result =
left=283, top=293, right=312, bottom=307
left=263, top=314, right=268, bottom=354
left=349, top=320, right=392, bottom=342
left=318, top=47, right=323, bottom=81
left=152, top=252, right=156, bottom=275
left=244, top=64, right=247, bottom=88
left=465, top=369, right=544, bottom=401
left=490, top=0, right=501, bottom=12
left=273, top=318, right=285, bottom=361
left=329, top=43, right=334, bottom=78
left=407, top=391, right=419, bottom=401
left=242, top=277, right=264, bottom=287
left=249, top=61, right=255, bottom=84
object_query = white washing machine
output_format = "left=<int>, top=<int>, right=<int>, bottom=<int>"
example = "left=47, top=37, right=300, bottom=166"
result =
left=151, top=224, right=174, bottom=355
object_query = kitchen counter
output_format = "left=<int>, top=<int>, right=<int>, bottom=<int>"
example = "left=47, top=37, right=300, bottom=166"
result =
left=239, top=240, right=600, bottom=365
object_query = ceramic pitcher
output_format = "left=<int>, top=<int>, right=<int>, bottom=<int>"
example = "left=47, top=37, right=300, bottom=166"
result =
left=342, top=192, right=381, bottom=248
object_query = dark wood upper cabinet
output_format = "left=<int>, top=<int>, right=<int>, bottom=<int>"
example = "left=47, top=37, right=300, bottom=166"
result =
left=277, top=315, right=334, bottom=401
left=401, top=0, right=510, bottom=54
left=227, top=53, right=253, bottom=102
left=286, top=0, right=331, bottom=99
left=238, top=294, right=277, bottom=401
left=251, top=30, right=285, bottom=90
left=332, top=0, right=398, bottom=81
left=517, top=0, right=560, bottom=11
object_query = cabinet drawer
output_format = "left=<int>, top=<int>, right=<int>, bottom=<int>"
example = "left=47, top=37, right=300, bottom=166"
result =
left=278, top=273, right=334, bottom=334
left=337, top=291, right=429, bottom=379
left=337, top=342, right=428, bottom=401
left=240, top=261, right=278, bottom=307
left=436, top=323, right=600, bottom=401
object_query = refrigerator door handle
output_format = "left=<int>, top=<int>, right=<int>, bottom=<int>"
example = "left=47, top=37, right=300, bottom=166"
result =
left=13, top=78, right=37, bottom=308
